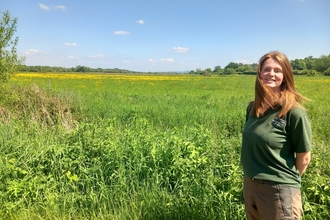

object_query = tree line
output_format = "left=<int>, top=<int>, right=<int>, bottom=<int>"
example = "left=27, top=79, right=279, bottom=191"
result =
left=189, top=54, right=330, bottom=76
left=19, top=65, right=139, bottom=74
left=19, top=54, right=330, bottom=77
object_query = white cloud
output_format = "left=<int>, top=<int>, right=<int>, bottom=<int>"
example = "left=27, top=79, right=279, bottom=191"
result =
left=64, top=43, right=77, bottom=46
left=89, top=54, right=106, bottom=58
left=173, top=47, right=189, bottom=53
left=25, top=49, right=41, bottom=55
left=148, top=59, right=157, bottom=63
left=149, top=58, right=174, bottom=63
left=235, top=59, right=249, bottom=64
left=39, top=4, right=50, bottom=10
left=136, top=20, right=144, bottom=25
left=67, top=56, right=75, bottom=59
left=39, top=4, right=66, bottom=11
left=160, top=58, right=174, bottom=63
left=54, top=5, right=66, bottom=10
left=114, top=30, right=130, bottom=35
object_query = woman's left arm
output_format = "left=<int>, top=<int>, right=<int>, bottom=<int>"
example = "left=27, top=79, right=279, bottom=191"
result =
left=295, top=152, right=311, bottom=176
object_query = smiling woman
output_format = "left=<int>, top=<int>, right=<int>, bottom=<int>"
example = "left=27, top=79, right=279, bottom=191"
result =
left=252, top=51, right=307, bottom=118
left=241, top=51, right=312, bottom=220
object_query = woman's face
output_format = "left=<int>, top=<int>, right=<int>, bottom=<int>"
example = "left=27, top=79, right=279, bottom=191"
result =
left=260, top=58, right=284, bottom=94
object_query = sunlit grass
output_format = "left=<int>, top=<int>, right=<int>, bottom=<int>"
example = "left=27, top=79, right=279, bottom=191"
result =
left=1, top=73, right=329, bottom=219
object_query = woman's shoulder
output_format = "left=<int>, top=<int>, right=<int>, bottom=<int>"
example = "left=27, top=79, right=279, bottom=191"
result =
left=288, top=106, right=307, bottom=115
left=287, top=106, right=309, bottom=121
left=286, top=106, right=311, bottom=136
left=246, top=101, right=254, bottom=110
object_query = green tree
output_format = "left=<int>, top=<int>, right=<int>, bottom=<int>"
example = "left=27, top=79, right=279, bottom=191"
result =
left=251, top=63, right=258, bottom=71
left=0, top=11, right=25, bottom=83
left=315, top=55, right=330, bottom=73
left=195, top=68, right=203, bottom=75
left=237, top=64, right=253, bottom=73
left=323, top=67, right=330, bottom=76
left=225, top=62, right=239, bottom=70
left=76, top=65, right=91, bottom=72
left=213, top=65, right=222, bottom=72
left=224, top=68, right=236, bottom=75
left=291, top=59, right=306, bottom=70
left=203, top=68, right=212, bottom=76
left=213, top=65, right=223, bottom=75
left=303, top=56, right=315, bottom=70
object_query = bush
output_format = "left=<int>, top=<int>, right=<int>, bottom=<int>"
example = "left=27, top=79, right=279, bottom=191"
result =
left=0, top=84, right=79, bottom=129
left=323, top=67, right=330, bottom=76
left=224, top=68, right=236, bottom=75
left=293, top=70, right=302, bottom=75
left=301, top=69, right=319, bottom=76
left=242, top=71, right=257, bottom=75
left=307, top=70, right=319, bottom=76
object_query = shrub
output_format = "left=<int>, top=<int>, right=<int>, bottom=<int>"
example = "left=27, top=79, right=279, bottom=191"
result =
left=293, top=70, right=302, bottom=75
left=301, top=69, right=319, bottom=76
left=307, top=70, right=319, bottom=76
left=0, top=84, right=79, bottom=129
left=323, top=67, right=330, bottom=76
left=242, top=71, right=257, bottom=75
left=224, top=68, right=236, bottom=75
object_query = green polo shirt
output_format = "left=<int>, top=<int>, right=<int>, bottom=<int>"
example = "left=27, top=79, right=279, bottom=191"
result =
left=241, top=105, right=312, bottom=188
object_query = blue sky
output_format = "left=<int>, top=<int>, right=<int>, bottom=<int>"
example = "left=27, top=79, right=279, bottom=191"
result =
left=3, top=0, right=330, bottom=72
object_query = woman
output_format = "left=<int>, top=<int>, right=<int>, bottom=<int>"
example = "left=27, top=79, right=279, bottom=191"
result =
left=241, top=51, right=312, bottom=220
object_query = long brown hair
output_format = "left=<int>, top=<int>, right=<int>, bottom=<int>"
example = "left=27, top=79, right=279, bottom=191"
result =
left=250, top=51, right=307, bottom=118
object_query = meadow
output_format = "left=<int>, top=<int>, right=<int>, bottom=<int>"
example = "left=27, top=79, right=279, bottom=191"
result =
left=0, top=73, right=329, bottom=219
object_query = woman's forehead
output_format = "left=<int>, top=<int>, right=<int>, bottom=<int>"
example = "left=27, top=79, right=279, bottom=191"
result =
left=262, top=58, right=282, bottom=67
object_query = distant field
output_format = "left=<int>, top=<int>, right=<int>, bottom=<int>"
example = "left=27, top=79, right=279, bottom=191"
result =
left=1, top=73, right=329, bottom=219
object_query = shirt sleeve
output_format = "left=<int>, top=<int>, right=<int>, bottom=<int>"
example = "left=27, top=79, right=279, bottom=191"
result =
left=288, top=109, right=312, bottom=153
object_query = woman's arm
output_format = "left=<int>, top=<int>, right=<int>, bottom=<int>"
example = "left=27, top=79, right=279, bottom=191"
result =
left=295, top=152, right=311, bottom=176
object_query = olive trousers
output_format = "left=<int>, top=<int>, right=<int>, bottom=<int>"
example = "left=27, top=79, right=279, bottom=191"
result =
left=243, top=176, right=302, bottom=220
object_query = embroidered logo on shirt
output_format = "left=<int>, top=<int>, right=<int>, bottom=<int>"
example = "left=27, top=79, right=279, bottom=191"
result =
left=272, top=117, right=286, bottom=129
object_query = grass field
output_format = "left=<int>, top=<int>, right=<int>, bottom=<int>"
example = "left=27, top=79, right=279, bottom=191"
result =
left=0, top=73, right=329, bottom=219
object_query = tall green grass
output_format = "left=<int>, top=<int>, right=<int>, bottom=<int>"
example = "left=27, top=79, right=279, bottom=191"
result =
left=0, top=74, right=329, bottom=219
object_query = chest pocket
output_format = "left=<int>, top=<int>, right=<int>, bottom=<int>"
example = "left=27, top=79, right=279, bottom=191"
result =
left=267, top=116, right=290, bottom=149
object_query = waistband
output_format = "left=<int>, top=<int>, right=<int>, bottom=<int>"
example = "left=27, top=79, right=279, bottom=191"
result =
left=245, top=176, right=277, bottom=185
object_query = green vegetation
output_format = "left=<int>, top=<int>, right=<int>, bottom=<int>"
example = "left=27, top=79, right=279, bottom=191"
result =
left=0, top=74, right=329, bottom=219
